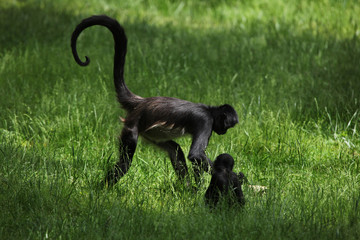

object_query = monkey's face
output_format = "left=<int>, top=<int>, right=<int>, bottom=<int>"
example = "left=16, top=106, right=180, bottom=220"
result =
left=214, top=127, right=228, bottom=135
left=214, top=153, right=234, bottom=171
left=213, top=105, right=239, bottom=135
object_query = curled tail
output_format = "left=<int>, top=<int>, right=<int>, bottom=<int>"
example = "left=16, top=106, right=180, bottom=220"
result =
left=71, top=15, right=141, bottom=111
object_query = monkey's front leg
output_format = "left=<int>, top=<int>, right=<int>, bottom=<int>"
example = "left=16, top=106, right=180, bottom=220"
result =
left=105, top=125, right=139, bottom=186
left=188, top=131, right=213, bottom=184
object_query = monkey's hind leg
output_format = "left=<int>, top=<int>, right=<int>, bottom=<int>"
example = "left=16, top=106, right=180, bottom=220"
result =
left=156, top=140, right=189, bottom=180
left=105, top=126, right=139, bottom=186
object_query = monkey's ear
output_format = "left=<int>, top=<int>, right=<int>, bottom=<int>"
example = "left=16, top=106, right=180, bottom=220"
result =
left=224, top=113, right=234, bottom=129
left=214, top=113, right=227, bottom=135
left=218, top=113, right=227, bottom=127
left=222, top=112, right=237, bottom=131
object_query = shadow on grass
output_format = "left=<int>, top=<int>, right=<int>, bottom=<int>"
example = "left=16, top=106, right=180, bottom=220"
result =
left=0, top=4, right=74, bottom=49
left=0, top=2, right=359, bottom=127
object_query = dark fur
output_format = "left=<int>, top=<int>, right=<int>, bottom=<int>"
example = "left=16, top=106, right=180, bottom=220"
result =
left=71, top=15, right=239, bottom=186
left=205, top=154, right=245, bottom=207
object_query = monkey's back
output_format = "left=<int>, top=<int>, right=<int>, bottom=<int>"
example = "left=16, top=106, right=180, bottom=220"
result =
left=125, top=96, right=213, bottom=142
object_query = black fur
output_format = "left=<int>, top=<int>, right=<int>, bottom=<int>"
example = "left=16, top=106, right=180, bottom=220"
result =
left=71, top=15, right=239, bottom=186
left=205, top=154, right=245, bottom=207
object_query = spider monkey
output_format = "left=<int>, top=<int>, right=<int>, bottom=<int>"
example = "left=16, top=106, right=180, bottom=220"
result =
left=71, top=15, right=239, bottom=186
left=205, top=154, right=245, bottom=207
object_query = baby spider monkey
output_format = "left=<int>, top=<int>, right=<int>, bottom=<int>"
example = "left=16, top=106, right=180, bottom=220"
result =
left=205, top=153, right=246, bottom=208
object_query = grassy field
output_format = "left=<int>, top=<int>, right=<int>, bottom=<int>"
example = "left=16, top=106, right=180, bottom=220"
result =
left=1, top=0, right=360, bottom=239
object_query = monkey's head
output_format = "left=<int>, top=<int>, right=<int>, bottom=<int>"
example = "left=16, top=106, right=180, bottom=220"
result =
left=214, top=153, right=234, bottom=171
left=213, top=104, right=238, bottom=135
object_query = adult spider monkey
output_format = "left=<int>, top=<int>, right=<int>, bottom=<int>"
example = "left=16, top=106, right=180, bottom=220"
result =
left=71, top=15, right=238, bottom=186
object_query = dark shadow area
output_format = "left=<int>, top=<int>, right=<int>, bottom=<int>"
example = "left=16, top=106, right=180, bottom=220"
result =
left=0, top=4, right=76, bottom=50
left=0, top=2, right=359, bottom=129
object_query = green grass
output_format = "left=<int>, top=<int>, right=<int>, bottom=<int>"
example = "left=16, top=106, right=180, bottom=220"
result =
left=1, top=0, right=360, bottom=239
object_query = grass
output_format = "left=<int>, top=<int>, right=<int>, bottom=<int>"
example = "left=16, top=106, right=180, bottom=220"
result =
left=1, top=0, right=360, bottom=239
